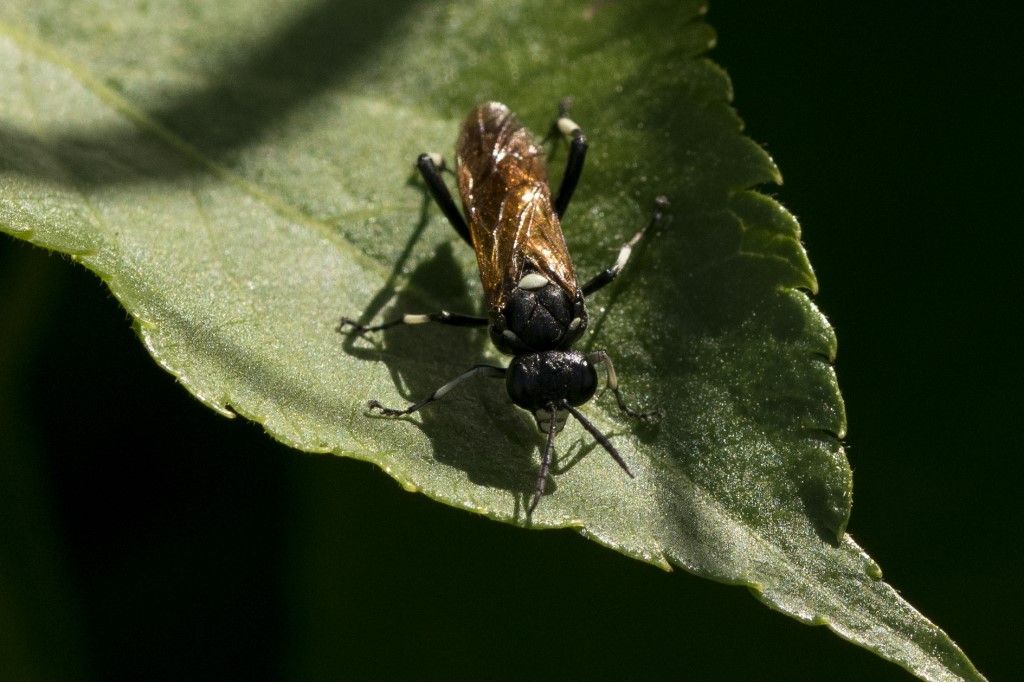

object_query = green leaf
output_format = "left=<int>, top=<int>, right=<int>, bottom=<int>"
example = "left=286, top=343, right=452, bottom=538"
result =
left=0, top=1, right=982, bottom=679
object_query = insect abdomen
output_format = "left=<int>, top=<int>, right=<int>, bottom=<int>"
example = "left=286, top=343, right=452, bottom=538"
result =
left=455, top=102, right=579, bottom=316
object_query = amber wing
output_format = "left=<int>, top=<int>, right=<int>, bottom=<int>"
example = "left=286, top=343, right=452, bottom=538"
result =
left=456, top=102, right=579, bottom=314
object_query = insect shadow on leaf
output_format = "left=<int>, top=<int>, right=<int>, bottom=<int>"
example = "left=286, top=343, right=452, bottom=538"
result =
left=382, top=241, right=543, bottom=500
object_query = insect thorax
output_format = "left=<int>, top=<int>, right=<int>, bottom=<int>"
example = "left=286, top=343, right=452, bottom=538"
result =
left=489, top=275, right=588, bottom=354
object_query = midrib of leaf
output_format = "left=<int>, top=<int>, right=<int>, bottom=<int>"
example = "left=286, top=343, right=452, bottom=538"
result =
left=0, top=19, right=449, bottom=312
left=14, top=50, right=107, bottom=249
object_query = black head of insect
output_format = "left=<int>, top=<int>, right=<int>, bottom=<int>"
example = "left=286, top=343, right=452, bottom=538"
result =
left=488, top=266, right=589, bottom=355
left=505, top=350, right=597, bottom=432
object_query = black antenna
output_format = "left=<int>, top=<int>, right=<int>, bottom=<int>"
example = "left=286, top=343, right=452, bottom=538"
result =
left=564, top=404, right=635, bottom=478
left=528, top=404, right=560, bottom=515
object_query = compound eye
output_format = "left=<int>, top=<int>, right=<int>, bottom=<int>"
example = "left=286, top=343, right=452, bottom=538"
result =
left=505, top=355, right=541, bottom=410
left=566, top=358, right=599, bottom=406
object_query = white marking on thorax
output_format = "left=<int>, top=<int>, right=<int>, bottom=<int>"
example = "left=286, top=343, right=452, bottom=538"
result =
left=568, top=317, right=582, bottom=331
left=426, top=152, right=444, bottom=169
left=518, top=272, right=549, bottom=290
left=403, top=314, right=431, bottom=324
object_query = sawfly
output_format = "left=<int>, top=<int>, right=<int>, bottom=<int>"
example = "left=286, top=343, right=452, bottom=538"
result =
left=339, top=101, right=668, bottom=513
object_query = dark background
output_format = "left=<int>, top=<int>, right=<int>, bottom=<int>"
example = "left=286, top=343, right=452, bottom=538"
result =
left=1, top=2, right=1019, bottom=679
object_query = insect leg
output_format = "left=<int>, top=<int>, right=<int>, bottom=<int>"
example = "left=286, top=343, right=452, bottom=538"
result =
left=552, top=99, right=588, bottom=220
left=338, top=310, right=487, bottom=337
left=416, top=153, right=473, bottom=247
left=581, top=196, right=670, bottom=296
left=367, top=364, right=506, bottom=417
left=586, top=350, right=663, bottom=421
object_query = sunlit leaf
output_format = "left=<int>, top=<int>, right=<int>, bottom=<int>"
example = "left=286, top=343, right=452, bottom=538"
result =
left=0, top=1, right=983, bottom=679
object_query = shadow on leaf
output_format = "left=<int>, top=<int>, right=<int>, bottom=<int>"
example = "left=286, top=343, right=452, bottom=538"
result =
left=345, top=227, right=544, bottom=513
left=1, top=0, right=421, bottom=187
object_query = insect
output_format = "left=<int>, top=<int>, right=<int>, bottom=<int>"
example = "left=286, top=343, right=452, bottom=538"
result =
left=339, top=101, right=668, bottom=513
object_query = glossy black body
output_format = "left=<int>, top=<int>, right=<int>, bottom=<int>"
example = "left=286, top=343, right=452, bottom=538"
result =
left=489, top=278, right=587, bottom=355
left=506, top=351, right=598, bottom=412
